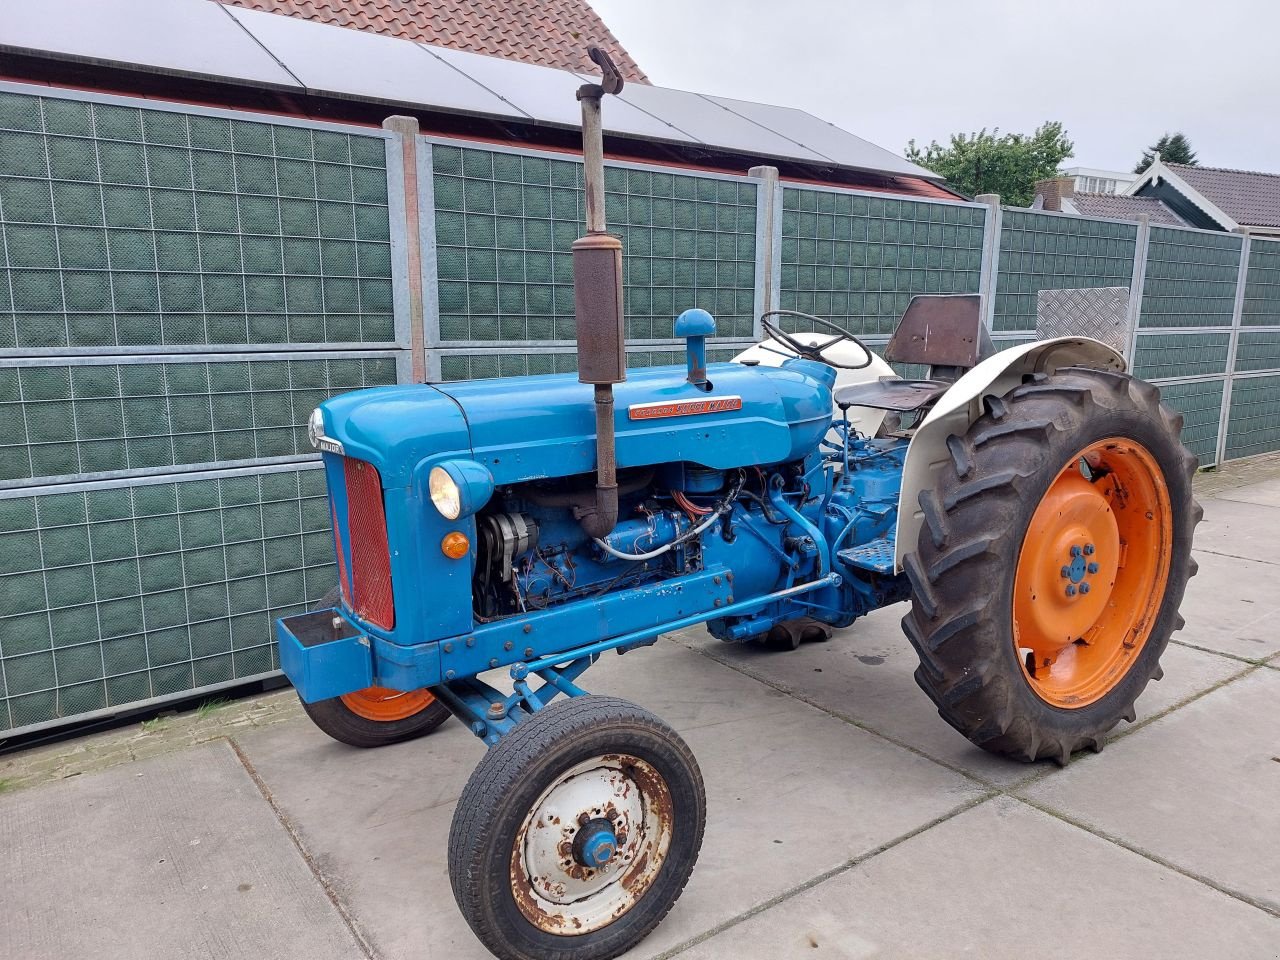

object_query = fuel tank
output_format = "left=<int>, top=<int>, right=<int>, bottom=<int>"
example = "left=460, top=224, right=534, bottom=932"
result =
left=319, top=359, right=835, bottom=487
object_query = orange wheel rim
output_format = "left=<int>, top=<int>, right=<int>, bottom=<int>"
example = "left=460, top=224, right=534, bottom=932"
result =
left=1013, top=438, right=1173, bottom=709
left=340, top=686, right=436, bottom=722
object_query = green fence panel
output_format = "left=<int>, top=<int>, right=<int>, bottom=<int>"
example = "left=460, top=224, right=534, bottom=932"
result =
left=1225, top=375, right=1280, bottom=460
left=993, top=210, right=1137, bottom=334
left=1241, top=236, right=1280, bottom=326
left=1155, top=379, right=1224, bottom=466
left=431, top=144, right=757, bottom=344
left=1139, top=227, right=1241, bottom=328
left=0, top=356, right=396, bottom=484
left=1233, top=329, right=1280, bottom=373
left=0, top=90, right=397, bottom=350
left=0, top=466, right=333, bottom=731
left=1131, top=332, right=1231, bottom=381
left=780, top=188, right=984, bottom=338
left=0, top=86, right=405, bottom=734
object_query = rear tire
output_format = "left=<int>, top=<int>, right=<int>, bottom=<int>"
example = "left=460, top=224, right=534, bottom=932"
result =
left=902, top=367, right=1200, bottom=764
left=298, top=588, right=451, bottom=748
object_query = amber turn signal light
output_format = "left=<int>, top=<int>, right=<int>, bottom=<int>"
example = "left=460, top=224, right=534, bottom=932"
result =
left=441, top=531, right=470, bottom=559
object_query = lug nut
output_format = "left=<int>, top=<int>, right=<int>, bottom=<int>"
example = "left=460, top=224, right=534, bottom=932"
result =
left=1070, top=545, right=1082, bottom=558
left=1087, top=562, right=1099, bottom=574
left=1060, top=566, right=1071, bottom=578
left=1084, top=543, right=1095, bottom=555
left=1080, top=582, right=1091, bottom=595
left=1066, top=585, right=1077, bottom=597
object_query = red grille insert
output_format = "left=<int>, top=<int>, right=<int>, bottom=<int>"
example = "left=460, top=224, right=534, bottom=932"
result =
left=343, top=458, right=395, bottom=630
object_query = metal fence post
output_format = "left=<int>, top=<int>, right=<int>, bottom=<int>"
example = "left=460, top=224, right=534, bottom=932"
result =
left=1125, top=214, right=1151, bottom=365
left=1216, top=232, right=1251, bottom=465
left=749, top=165, right=781, bottom=339
left=383, top=115, right=427, bottom=382
left=975, top=194, right=1001, bottom=331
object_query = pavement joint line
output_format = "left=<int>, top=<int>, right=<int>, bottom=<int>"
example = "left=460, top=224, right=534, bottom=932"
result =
left=651, top=791, right=1000, bottom=960
left=1169, top=637, right=1270, bottom=666
left=1192, top=546, right=1280, bottom=568
left=1011, top=794, right=1280, bottom=921
left=227, top=737, right=379, bottom=960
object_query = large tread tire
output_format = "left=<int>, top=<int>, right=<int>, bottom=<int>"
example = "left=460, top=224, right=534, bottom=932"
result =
left=298, top=588, right=451, bottom=748
left=448, top=695, right=705, bottom=960
left=902, top=367, right=1201, bottom=765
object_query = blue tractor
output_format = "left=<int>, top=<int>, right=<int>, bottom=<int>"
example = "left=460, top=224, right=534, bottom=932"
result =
left=276, top=49, right=1198, bottom=960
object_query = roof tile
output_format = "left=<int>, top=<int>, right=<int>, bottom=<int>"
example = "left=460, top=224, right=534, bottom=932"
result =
left=216, top=0, right=649, bottom=83
left=1164, top=162, right=1280, bottom=229
left=1069, top=193, right=1188, bottom=227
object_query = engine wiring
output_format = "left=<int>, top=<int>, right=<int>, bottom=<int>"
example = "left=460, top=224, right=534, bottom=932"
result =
left=594, top=471, right=745, bottom=562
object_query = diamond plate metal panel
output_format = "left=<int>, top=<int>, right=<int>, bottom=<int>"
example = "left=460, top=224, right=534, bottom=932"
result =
left=1036, top=286, right=1131, bottom=357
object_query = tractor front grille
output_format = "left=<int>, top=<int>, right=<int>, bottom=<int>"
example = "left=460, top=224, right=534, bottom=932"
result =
left=343, top=458, right=395, bottom=630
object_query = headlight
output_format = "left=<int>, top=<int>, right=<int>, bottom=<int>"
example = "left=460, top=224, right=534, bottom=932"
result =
left=428, top=460, right=495, bottom=520
left=307, top=408, right=323, bottom=449
left=429, top=466, right=463, bottom=520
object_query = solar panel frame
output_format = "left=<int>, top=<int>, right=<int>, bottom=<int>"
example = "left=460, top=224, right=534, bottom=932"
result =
left=0, top=0, right=303, bottom=91
left=701, top=94, right=940, bottom=180
left=595, top=81, right=830, bottom=164
left=224, top=5, right=519, bottom=119
left=427, top=46, right=698, bottom=146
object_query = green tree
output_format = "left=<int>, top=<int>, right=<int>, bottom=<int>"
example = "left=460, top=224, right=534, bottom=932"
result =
left=904, top=122, right=1074, bottom=206
left=1134, top=132, right=1197, bottom=173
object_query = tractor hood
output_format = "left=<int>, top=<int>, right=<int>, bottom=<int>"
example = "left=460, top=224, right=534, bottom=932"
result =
left=316, top=360, right=835, bottom=488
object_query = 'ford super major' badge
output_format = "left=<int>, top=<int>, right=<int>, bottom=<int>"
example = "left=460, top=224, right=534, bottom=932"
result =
left=627, top=396, right=744, bottom=421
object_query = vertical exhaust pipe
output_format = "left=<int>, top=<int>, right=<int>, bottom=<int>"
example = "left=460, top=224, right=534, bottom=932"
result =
left=574, top=48, right=625, bottom=540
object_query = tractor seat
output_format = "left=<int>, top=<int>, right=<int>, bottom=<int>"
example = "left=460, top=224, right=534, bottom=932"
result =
left=833, top=378, right=950, bottom=413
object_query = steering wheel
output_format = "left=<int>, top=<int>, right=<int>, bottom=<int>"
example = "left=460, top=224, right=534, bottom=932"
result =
left=759, top=310, right=874, bottom=370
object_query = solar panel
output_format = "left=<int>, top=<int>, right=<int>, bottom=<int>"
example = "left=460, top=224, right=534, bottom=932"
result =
left=2, top=0, right=940, bottom=180
left=0, top=0, right=302, bottom=90
left=224, top=6, right=516, bottom=119
left=427, top=46, right=697, bottom=146
left=702, top=95, right=936, bottom=179
left=601, top=82, right=829, bottom=164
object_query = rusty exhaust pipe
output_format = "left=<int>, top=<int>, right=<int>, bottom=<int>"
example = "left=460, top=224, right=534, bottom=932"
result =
left=573, top=47, right=626, bottom=540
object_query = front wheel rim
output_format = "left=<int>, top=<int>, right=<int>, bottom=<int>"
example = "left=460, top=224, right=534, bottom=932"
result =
left=339, top=686, right=436, bottom=722
left=1013, top=437, right=1173, bottom=708
left=511, top=754, right=674, bottom=936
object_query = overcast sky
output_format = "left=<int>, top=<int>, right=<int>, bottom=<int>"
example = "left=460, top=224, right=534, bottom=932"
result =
left=592, top=0, right=1278, bottom=175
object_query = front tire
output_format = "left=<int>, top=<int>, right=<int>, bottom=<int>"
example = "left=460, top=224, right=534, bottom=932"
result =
left=903, top=367, right=1200, bottom=764
left=298, top=588, right=451, bottom=748
left=448, top=695, right=705, bottom=960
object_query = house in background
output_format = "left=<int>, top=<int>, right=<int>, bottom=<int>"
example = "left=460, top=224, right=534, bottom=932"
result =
left=1127, top=155, right=1280, bottom=236
left=1035, top=154, right=1280, bottom=236
left=1032, top=175, right=1187, bottom=225
left=1060, top=165, right=1136, bottom=195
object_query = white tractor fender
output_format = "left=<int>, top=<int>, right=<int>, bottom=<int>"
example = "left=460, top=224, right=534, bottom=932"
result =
left=892, top=336, right=1126, bottom=571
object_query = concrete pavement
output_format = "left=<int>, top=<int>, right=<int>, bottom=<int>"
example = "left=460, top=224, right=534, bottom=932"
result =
left=3, top=460, right=1279, bottom=960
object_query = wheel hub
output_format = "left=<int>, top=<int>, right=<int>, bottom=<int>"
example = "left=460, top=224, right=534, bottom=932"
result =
left=573, top=818, right=620, bottom=868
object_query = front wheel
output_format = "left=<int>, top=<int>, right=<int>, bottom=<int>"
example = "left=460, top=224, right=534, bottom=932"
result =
left=298, top=588, right=451, bottom=747
left=903, top=367, right=1200, bottom=764
left=448, top=695, right=705, bottom=960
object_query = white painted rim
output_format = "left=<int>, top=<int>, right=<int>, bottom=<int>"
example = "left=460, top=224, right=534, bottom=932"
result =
left=511, top=754, right=673, bottom=936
